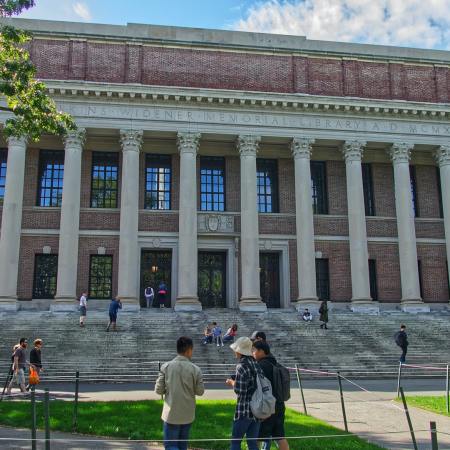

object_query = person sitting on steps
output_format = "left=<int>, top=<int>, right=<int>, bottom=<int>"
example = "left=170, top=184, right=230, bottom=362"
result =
left=223, top=324, right=238, bottom=343
left=202, top=324, right=213, bottom=345
left=212, top=322, right=224, bottom=347
left=302, top=308, right=313, bottom=323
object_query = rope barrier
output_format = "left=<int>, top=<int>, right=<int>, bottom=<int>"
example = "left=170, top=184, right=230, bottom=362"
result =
left=402, top=364, right=447, bottom=371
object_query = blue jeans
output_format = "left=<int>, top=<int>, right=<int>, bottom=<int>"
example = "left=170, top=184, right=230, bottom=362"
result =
left=163, top=422, right=191, bottom=450
left=231, top=417, right=260, bottom=450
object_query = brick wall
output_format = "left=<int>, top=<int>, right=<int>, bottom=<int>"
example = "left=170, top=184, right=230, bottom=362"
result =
left=226, top=156, right=240, bottom=212
left=278, top=159, right=295, bottom=214
left=326, top=161, right=347, bottom=215
left=30, top=37, right=450, bottom=103
left=415, top=165, right=441, bottom=218
left=417, top=245, right=449, bottom=302
left=372, top=163, right=395, bottom=217
left=259, top=215, right=296, bottom=235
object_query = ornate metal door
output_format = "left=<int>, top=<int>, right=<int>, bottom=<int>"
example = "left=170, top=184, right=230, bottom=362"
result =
left=198, top=252, right=226, bottom=308
left=140, top=250, right=172, bottom=307
left=260, top=252, right=280, bottom=308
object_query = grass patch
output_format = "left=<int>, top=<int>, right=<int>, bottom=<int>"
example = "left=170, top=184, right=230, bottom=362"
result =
left=0, top=399, right=382, bottom=449
left=396, top=396, right=450, bottom=417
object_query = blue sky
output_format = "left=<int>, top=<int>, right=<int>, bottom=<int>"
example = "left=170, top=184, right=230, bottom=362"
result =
left=17, top=0, right=450, bottom=50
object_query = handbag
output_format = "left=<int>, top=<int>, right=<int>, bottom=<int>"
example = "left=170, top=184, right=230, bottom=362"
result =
left=29, top=367, right=40, bottom=385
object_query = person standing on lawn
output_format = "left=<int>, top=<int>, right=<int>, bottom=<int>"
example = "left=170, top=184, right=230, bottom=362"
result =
left=7, top=338, right=28, bottom=395
left=155, top=336, right=205, bottom=450
left=106, top=297, right=122, bottom=332
left=252, top=340, right=289, bottom=450
left=226, top=336, right=261, bottom=450
left=394, top=324, right=409, bottom=363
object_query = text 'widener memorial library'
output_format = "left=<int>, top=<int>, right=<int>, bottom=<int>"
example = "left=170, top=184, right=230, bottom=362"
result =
left=0, top=18, right=450, bottom=314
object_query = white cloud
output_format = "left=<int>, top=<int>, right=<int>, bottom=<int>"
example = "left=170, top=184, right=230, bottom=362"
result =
left=18, top=0, right=93, bottom=22
left=235, top=0, right=450, bottom=50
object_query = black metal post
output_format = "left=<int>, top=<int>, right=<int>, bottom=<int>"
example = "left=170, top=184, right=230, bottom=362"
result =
left=337, top=371, right=348, bottom=432
left=72, top=371, right=79, bottom=431
left=31, top=386, right=37, bottom=450
left=446, top=365, right=449, bottom=414
left=295, top=364, right=307, bottom=415
left=397, top=362, right=403, bottom=398
left=430, top=421, right=438, bottom=450
left=399, top=387, right=418, bottom=450
left=44, top=388, right=50, bottom=450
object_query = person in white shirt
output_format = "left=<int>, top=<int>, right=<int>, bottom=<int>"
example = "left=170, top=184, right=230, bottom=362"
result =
left=79, top=292, right=87, bottom=327
left=302, top=308, right=313, bottom=323
left=144, top=286, right=155, bottom=309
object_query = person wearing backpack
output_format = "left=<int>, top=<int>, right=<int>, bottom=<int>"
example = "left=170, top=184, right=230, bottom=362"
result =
left=252, top=340, right=290, bottom=450
left=226, top=336, right=263, bottom=450
left=394, top=324, right=409, bottom=363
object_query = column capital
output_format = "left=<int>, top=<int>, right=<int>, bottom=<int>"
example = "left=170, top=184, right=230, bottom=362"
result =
left=63, top=128, right=86, bottom=149
left=435, top=145, right=450, bottom=167
left=177, top=132, right=201, bottom=155
left=6, top=135, right=27, bottom=148
left=342, top=140, right=366, bottom=162
left=237, top=135, right=261, bottom=157
left=388, top=142, right=414, bottom=164
left=120, top=129, right=143, bottom=152
left=291, top=137, right=315, bottom=159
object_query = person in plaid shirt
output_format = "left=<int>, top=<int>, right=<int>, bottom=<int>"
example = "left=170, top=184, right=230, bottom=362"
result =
left=226, top=336, right=260, bottom=450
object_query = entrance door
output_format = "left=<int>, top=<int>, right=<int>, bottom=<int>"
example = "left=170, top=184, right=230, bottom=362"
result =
left=140, top=250, right=172, bottom=307
left=260, top=252, right=280, bottom=308
left=198, top=252, right=226, bottom=308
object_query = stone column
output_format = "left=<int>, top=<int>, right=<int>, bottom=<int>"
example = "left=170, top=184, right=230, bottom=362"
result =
left=175, top=132, right=202, bottom=312
left=237, top=135, right=267, bottom=312
left=53, top=129, right=86, bottom=310
left=291, top=138, right=319, bottom=312
left=435, top=145, right=450, bottom=303
left=342, top=140, right=377, bottom=313
left=0, top=136, right=27, bottom=310
left=117, top=129, right=143, bottom=311
left=389, top=143, right=428, bottom=312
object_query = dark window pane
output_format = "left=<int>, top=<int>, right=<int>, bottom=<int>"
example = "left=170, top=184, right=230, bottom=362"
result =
left=145, top=154, right=172, bottom=210
left=37, top=150, right=64, bottom=207
left=311, top=161, right=328, bottom=214
left=409, top=165, right=419, bottom=218
left=33, top=254, right=58, bottom=299
left=200, top=156, right=225, bottom=211
left=315, top=258, right=330, bottom=301
left=368, top=259, right=378, bottom=301
left=89, top=255, right=113, bottom=299
left=362, top=163, right=376, bottom=216
left=90, top=152, right=119, bottom=208
left=257, top=159, right=278, bottom=213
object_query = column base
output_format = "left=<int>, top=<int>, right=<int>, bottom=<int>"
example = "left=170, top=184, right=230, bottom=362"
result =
left=350, top=300, right=380, bottom=314
left=295, top=298, right=320, bottom=314
left=118, top=297, right=141, bottom=313
left=401, top=300, right=430, bottom=313
left=239, top=297, right=267, bottom=312
left=175, top=296, right=202, bottom=312
left=0, top=297, right=19, bottom=311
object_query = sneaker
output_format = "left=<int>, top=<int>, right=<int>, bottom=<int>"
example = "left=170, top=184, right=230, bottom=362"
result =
left=217, top=344, right=220, bottom=347
left=221, top=343, right=224, bottom=347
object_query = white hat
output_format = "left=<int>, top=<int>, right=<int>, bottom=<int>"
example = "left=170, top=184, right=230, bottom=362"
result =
left=230, top=336, right=253, bottom=356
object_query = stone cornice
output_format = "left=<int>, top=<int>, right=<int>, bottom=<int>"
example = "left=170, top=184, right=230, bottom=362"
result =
left=39, top=81, right=450, bottom=121
left=120, top=129, right=143, bottom=151
left=435, top=145, right=450, bottom=167
left=237, top=135, right=261, bottom=157
left=63, top=128, right=86, bottom=149
left=291, top=137, right=315, bottom=159
left=177, top=132, right=201, bottom=155
left=388, top=142, right=414, bottom=164
left=342, top=140, right=367, bottom=162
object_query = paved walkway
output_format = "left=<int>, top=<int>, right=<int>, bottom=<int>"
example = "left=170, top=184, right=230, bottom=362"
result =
left=1, top=378, right=450, bottom=449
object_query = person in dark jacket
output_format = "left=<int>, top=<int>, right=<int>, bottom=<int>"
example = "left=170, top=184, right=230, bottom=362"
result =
left=252, top=340, right=289, bottom=450
left=158, top=281, right=168, bottom=308
left=29, top=339, right=43, bottom=374
left=106, top=297, right=122, bottom=332
left=319, top=300, right=328, bottom=329
left=395, top=324, right=409, bottom=363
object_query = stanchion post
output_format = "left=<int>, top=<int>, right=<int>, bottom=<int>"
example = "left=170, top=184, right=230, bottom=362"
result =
left=31, top=386, right=37, bottom=450
left=397, top=362, right=403, bottom=398
left=336, top=371, right=348, bottom=432
left=446, top=365, right=449, bottom=414
left=44, top=388, right=50, bottom=450
left=295, top=364, right=307, bottom=415
left=430, top=421, right=438, bottom=450
left=72, top=370, right=79, bottom=431
left=399, top=387, right=418, bottom=450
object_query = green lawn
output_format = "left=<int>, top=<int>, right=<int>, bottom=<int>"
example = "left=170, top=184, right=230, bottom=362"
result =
left=0, top=399, right=382, bottom=450
left=398, top=396, right=450, bottom=417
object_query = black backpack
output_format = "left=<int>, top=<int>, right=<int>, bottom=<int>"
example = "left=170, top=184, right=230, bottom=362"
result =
left=272, top=362, right=291, bottom=402
left=394, top=331, right=403, bottom=347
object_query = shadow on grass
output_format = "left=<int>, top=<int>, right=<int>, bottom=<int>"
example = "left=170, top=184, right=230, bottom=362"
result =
left=0, top=399, right=382, bottom=449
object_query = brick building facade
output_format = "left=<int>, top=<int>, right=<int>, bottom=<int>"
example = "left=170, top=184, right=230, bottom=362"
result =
left=0, top=18, right=449, bottom=312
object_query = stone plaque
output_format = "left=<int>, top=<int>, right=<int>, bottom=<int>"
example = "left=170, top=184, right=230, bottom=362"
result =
left=198, top=214, right=234, bottom=233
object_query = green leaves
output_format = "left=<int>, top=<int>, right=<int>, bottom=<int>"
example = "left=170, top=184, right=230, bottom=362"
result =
left=1, top=2, right=76, bottom=140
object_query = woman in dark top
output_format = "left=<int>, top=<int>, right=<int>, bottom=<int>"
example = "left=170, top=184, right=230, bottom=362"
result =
left=319, top=300, right=329, bottom=330
left=29, top=339, right=43, bottom=374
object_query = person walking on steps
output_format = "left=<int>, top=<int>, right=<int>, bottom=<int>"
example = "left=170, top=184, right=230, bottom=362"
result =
left=394, top=324, right=409, bottom=363
left=106, top=297, right=122, bottom=332
left=7, top=338, right=28, bottom=395
left=158, top=281, right=168, bottom=308
left=79, top=292, right=88, bottom=327
left=144, top=285, right=155, bottom=309
left=319, top=299, right=328, bottom=329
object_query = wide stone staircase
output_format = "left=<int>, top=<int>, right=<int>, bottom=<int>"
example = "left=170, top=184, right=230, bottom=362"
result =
left=0, top=308, right=449, bottom=384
